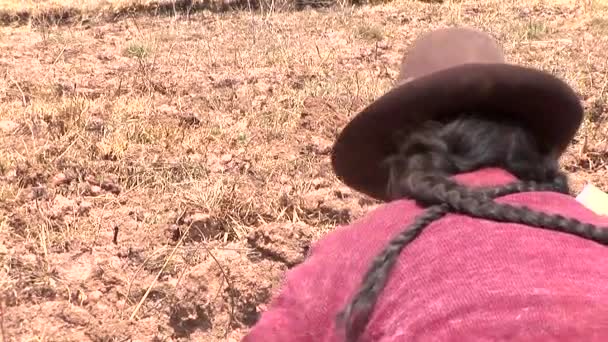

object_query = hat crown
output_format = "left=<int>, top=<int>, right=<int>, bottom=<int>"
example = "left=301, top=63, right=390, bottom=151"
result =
left=398, top=27, right=506, bottom=85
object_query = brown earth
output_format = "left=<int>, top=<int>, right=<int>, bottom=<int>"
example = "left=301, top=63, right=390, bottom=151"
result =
left=1, top=0, right=608, bottom=341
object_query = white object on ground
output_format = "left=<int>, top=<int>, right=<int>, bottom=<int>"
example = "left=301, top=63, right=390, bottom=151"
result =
left=575, top=183, right=608, bottom=216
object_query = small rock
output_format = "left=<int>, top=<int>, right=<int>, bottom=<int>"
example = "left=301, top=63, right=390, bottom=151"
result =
left=90, top=185, right=102, bottom=196
left=188, top=212, right=212, bottom=225
left=0, top=120, right=19, bottom=133
left=166, top=277, right=179, bottom=287
left=51, top=173, right=71, bottom=186
left=311, top=177, right=327, bottom=188
left=158, top=104, right=179, bottom=115
left=88, top=290, right=103, bottom=303
left=220, top=154, right=233, bottom=164
left=60, top=304, right=92, bottom=326
left=85, top=175, right=99, bottom=186
left=116, top=299, right=126, bottom=309
left=584, top=32, right=594, bottom=42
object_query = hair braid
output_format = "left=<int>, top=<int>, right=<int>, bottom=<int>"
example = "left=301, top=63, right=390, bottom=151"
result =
left=336, top=114, right=608, bottom=341
left=336, top=204, right=449, bottom=342
left=449, top=196, right=608, bottom=244
left=406, top=172, right=608, bottom=244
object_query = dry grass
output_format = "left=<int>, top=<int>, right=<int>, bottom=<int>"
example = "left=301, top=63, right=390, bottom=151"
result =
left=0, top=0, right=304, bottom=26
left=1, top=0, right=608, bottom=341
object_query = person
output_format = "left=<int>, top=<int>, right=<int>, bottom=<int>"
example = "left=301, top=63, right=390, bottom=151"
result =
left=242, top=27, right=608, bottom=342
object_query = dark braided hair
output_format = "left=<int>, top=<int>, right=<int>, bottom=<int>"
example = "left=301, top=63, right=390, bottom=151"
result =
left=335, top=114, right=608, bottom=342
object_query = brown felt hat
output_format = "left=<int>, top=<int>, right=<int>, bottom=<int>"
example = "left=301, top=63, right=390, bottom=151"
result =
left=331, top=26, right=584, bottom=202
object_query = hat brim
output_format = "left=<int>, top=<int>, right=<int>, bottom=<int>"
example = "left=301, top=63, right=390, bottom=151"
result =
left=331, top=63, right=584, bottom=201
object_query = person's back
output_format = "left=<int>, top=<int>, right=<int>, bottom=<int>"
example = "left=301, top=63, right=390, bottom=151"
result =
left=243, top=27, right=608, bottom=341
left=243, top=125, right=608, bottom=342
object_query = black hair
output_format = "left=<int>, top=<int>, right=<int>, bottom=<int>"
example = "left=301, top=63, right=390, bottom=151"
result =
left=335, top=113, right=608, bottom=341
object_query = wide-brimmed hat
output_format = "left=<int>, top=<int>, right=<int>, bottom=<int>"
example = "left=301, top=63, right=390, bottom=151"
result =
left=331, top=26, right=584, bottom=201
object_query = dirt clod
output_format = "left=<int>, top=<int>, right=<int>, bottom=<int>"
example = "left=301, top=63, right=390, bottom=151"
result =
left=60, top=303, right=94, bottom=326
left=100, top=178, right=121, bottom=195
left=90, top=185, right=103, bottom=196
left=182, top=212, right=225, bottom=240
left=248, top=222, right=314, bottom=267
left=299, top=186, right=368, bottom=224
left=88, top=290, right=104, bottom=303
left=51, top=172, right=72, bottom=186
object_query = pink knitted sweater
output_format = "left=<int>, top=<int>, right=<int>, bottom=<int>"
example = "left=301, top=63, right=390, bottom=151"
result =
left=243, top=168, right=608, bottom=341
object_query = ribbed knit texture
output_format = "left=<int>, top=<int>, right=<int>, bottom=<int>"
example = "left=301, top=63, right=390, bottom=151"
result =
left=243, top=168, right=608, bottom=341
